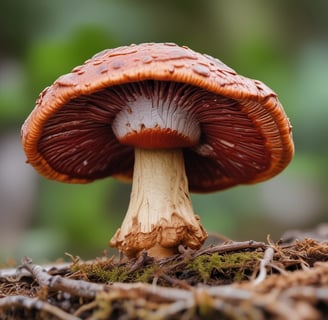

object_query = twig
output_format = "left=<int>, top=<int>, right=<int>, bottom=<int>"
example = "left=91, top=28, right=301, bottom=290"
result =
left=128, top=250, right=154, bottom=273
left=0, top=262, right=71, bottom=281
left=152, top=297, right=195, bottom=319
left=20, top=257, right=105, bottom=299
left=283, top=286, right=328, bottom=302
left=73, top=300, right=99, bottom=318
left=0, top=295, right=80, bottom=320
left=254, top=293, right=301, bottom=320
left=253, top=246, right=275, bottom=285
left=193, top=240, right=267, bottom=258
left=207, top=285, right=252, bottom=300
left=159, top=273, right=192, bottom=290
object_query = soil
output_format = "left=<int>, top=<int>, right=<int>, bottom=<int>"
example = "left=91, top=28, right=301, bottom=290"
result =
left=0, top=225, right=327, bottom=320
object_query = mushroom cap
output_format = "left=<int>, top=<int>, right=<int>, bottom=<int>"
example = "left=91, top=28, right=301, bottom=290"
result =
left=21, top=42, right=294, bottom=192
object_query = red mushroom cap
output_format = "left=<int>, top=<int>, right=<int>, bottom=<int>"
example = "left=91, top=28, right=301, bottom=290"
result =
left=21, top=42, right=294, bottom=192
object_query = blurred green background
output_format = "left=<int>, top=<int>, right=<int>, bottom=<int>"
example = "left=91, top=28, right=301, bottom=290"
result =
left=0, top=0, right=327, bottom=262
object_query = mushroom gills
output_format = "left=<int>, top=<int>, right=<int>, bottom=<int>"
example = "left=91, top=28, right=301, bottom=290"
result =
left=112, top=81, right=201, bottom=149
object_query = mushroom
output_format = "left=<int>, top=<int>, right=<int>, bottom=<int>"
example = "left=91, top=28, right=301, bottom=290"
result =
left=21, top=43, right=294, bottom=258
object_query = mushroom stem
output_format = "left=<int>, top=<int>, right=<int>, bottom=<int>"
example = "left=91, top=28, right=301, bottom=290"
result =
left=110, top=148, right=207, bottom=258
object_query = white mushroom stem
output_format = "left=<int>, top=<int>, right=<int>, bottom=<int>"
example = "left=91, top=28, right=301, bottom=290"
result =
left=110, top=148, right=207, bottom=258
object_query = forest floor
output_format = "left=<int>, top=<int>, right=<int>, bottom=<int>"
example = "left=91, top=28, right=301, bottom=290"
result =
left=0, top=224, right=327, bottom=320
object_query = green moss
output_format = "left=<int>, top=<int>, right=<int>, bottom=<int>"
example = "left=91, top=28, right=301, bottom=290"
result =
left=187, top=251, right=263, bottom=283
left=98, top=267, right=129, bottom=282
left=70, top=249, right=264, bottom=285
left=134, top=265, right=157, bottom=283
left=71, top=260, right=129, bottom=283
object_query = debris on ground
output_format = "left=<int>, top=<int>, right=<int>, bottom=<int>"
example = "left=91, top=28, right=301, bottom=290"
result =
left=0, top=235, right=327, bottom=320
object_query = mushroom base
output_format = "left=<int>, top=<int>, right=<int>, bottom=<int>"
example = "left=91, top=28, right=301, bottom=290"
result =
left=109, top=148, right=207, bottom=258
left=111, top=213, right=206, bottom=258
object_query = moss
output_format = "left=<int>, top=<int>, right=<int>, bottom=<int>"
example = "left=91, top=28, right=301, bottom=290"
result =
left=71, top=259, right=129, bottom=283
left=70, top=250, right=264, bottom=286
left=134, top=265, right=157, bottom=283
left=187, top=251, right=263, bottom=283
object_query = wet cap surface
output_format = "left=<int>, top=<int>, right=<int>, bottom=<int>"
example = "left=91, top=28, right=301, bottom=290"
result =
left=22, top=43, right=294, bottom=192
